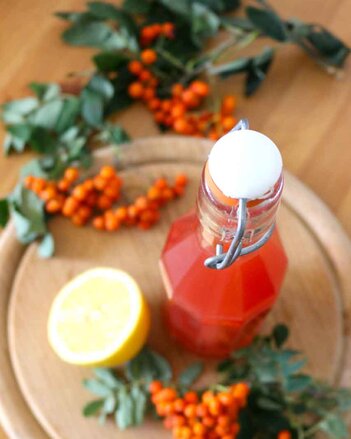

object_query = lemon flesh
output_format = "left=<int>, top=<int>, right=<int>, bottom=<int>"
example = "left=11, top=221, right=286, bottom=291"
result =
left=48, top=268, right=150, bottom=367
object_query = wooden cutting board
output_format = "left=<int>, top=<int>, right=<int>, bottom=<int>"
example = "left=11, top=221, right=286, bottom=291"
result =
left=0, top=136, right=351, bottom=439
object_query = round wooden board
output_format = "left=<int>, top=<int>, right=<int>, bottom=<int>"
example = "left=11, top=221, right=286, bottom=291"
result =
left=0, top=136, right=351, bottom=439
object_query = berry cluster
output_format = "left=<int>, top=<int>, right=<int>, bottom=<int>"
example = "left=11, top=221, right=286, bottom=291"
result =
left=149, top=380, right=249, bottom=439
left=24, top=167, right=187, bottom=231
left=277, top=431, right=291, bottom=439
left=140, top=22, right=175, bottom=46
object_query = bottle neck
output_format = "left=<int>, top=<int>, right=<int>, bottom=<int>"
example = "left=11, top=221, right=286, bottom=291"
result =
left=196, top=163, right=284, bottom=249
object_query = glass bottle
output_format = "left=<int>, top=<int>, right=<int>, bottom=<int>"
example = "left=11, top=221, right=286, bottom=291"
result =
left=160, top=120, right=288, bottom=357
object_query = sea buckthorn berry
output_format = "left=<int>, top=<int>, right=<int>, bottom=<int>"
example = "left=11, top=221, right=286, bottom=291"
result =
left=128, top=81, right=144, bottom=99
left=100, top=165, right=116, bottom=180
left=97, top=194, right=113, bottom=210
left=231, top=383, right=250, bottom=399
left=143, top=87, right=155, bottom=101
left=115, top=206, right=128, bottom=221
left=105, top=215, right=120, bottom=232
left=40, top=186, right=57, bottom=201
left=175, top=173, right=188, bottom=187
left=105, top=186, right=120, bottom=201
left=172, top=414, right=186, bottom=427
left=218, top=415, right=230, bottom=427
left=208, top=398, right=222, bottom=416
left=94, top=175, right=108, bottom=191
left=128, top=60, right=143, bottom=75
left=173, top=398, right=185, bottom=413
left=72, top=185, right=87, bottom=201
left=149, top=380, right=163, bottom=394
left=190, top=80, right=210, bottom=97
left=148, top=98, right=161, bottom=111
left=179, top=426, right=191, bottom=439
left=196, top=403, right=208, bottom=418
left=162, top=187, right=175, bottom=201
left=184, top=391, right=198, bottom=404
left=171, top=103, right=186, bottom=119
left=221, top=95, right=236, bottom=115
left=154, top=388, right=177, bottom=403
left=86, top=192, right=98, bottom=208
left=184, top=404, right=197, bottom=418
left=58, top=179, right=70, bottom=192
left=202, top=416, right=215, bottom=428
left=181, top=89, right=200, bottom=108
left=147, top=186, right=161, bottom=201
left=139, top=69, right=152, bottom=82
left=83, top=179, right=94, bottom=192
left=193, top=423, right=206, bottom=436
left=64, top=167, right=79, bottom=183
left=278, top=431, right=292, bottom=439
left=162, top=22, right=174, bottom=38
left=24, top=175, right=34, bottom=189
left=71, top=213, right=85, bottom=227
left=138, top=220, right=152, bottom=230
left=171, top=83, right=184, bottom=97
left=141, top=49, right=157, bottom=65
left=32, top=178, right=46, bottom=194
left=45, top=198, right=62, bottom=214
left=202, top=391, right=214, bottom=404
left=154, top=177, right=168, bottom=190
left=154, top=111, right=166, bottom=124
left=218, top=392, right=234, bottom=407
left=92, top=216, right=105, bottom=230
left=62, top=197, right=79, bottom=217
left=77, top=205, right=92, bottom=221
left=127, top=205, right=139, bottom=219
left=163, top=417, right=173, bottom=430
left=222, top=115, right=237, bottom=132
left=173, top=118, right=190, bottom=134
left=173, top=186, right=185, bottom=197
left=135, top=196, right=149, bottom=212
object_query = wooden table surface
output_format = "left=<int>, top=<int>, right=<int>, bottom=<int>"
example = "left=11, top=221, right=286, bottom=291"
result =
left=0, top=0, right=350, bottom=437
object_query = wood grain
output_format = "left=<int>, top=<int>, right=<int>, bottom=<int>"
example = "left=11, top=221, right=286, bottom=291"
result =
left=0, top=138, right=350, bottom=438
left=0, top=1, right=351, bottom=438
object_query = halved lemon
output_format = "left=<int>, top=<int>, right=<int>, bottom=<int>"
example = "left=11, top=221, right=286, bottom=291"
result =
left=48, top=268, right=150, bottom=367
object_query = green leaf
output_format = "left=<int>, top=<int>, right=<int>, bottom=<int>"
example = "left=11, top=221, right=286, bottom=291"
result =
left=285, top=374, right=312, bottom=392
left=256, top=397, right=283, bottom=411
left=86, top=75, right=114, bottom=102
left=246, top=6, right=287, bottom=42
left=214, top=57, right=251, bottom=77
left=178, top=362, right=204, bottom=387
left=83, top=378, right=112, bottom=397
left=81, top=89, right=104, bottom=127
left=30, top=100, right=64, bottom=130
left=272, top=324, right=289, bottom=348
left=29, top=82, right=60, bottom=101
left=126, top=347, right=172, bottom=383
left=55, top=11, right=95, bottom=23
left=82, top=399, right=104, bottom=417
left=93, top=52, right=129, bottom=72
left=122, top=0, right=151, bottom=14
left=102, top=394, right=116, bottom=414
left=319, top=414, right=349, bottom=439
left=191, top=2, right=220, bottom=44
left=0, top=199, right=9, bottom=227
left=55, top=97, right=80, bottom=133
left=282, top=358, right=306, bottom=377
left=116, top=387, right=134, bottom=430
left=20, top=159, right=48, bottom=178
left=159, top=0, right=192, bottom=18
left=131, top=384, right=147, bottom=425
left=7, top=124, right=32, bottom=142
left=62, top=21, right=113, bottom=47
left=2, top=97, right=38, bottom=115
left=38, top=233, right=55, bottom=258
left=94, top=368, right=122, bottom=388
left=196, top=0, right=240, bottom=13
left=221, top=16, right=255, bottom=31
left=28, top=127, right=58, bottom=153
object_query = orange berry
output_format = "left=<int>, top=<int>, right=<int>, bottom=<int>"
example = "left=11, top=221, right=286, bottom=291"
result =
left=72, top=185, right=87, bottom=201
left=140, top=26, right=155, bottom=41
left=154, top=388, right=177, bottom=403
left=202, top=391, right=215, bottom=405
left=231, top=423, right=240, bottom=434
left=92, top=216, right=105, bottom=230
left=104, top=186, right=120, bottom=201
left=97, top=194, right=113, bottom=210
left=58, top=179, right=70, bottom=192
left=139, top=69, right=152, bottom=82
left=208, top=128, right=220, bottom=141
left=83, top=179, right=94, bottom=192
left=161, top=99, right=172, bottom=113
left=171, top=103, right=186, bottom=119
left=86, top=192, right=98, bottom=208
left=64, top=167, right=79, bottom=183
left=175, top=173, right=188, bottom=187
left=24, top=175, right=34, bottom=189
left=202, top=416, right=215, bottom=428
left=94, top=175, right=108, bottom=191
left=222, top=115, right=237, bottom=132
left=128, top=81, right=144, bottom=99
left=172, top=414, right=186, bottom=427
left=184, top=404, right=197, bottom=418
left=231, top=383, right=250, bottom=400
left=141, top=49, right=157, bottom=65
left=45, top=198, right=62, bottom=214
left=138, top=220, right=153, bottom=230
left=190, top=80, right=209, bottom=97
left=217, top=392, right=234, bottom=407
left=105, top=215, right=120, bottom=231
left=162, top=22, right=174, bottom=38
left=71, top=213, right=85, bottom=226
left=32, top=178, right=46, bottom=194
left=193, top=423, right=206, bottom=436
left=128, top=60, right=143, bottom=75
left=163, top=416, right=173, bottom=430
left=142, top=87, right=155, bottom=101
left=196, top=403, right=208, bottom=418
left=221, top=95, right=236, bottom=115
left=173, top=117, right=190, bottom=134
left=171, top=83, right=184, bottom=97
left=135, top=196, right=149, bottom=212
left=278, top=431, right=292, bottom=439
left=162, top=187, right=175, bottom=201
left=149, top=380, right=163, bottom=394
left=173, top=186, right=185, bottom=197
left=147, top=186, right=161, bottom=201
left=208, top=398, right=222, bottom=416
left=100, top=165, right=116, bottom=179
left=62, top=197, right=79, bottom=217
left=184, top=391, right=198, bottom=404
left=179, top=426, right=191, bottom=439
left=181, top=89, right=200, bottom=108
left=154, top=111, right=166, bottom=124
left=148, top=98, right=161, bottom=111
left=154, top=177, right=168, bottom=190
left=77, top=205, right=92, bottom=221
left=173, top=398, right=186, bottom=413
left=218, top=415, right=230, bottom=427
left=40, top=186, right=57, bottom=201
left=115, top=206, right=128, bottom=222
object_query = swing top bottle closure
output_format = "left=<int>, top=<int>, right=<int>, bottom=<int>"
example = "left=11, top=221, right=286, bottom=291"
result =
left=160, top=122, right=288, bottom=357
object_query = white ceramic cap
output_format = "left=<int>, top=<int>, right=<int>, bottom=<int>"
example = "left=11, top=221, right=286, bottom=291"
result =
left=208, top=129, right=283, bottom=200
